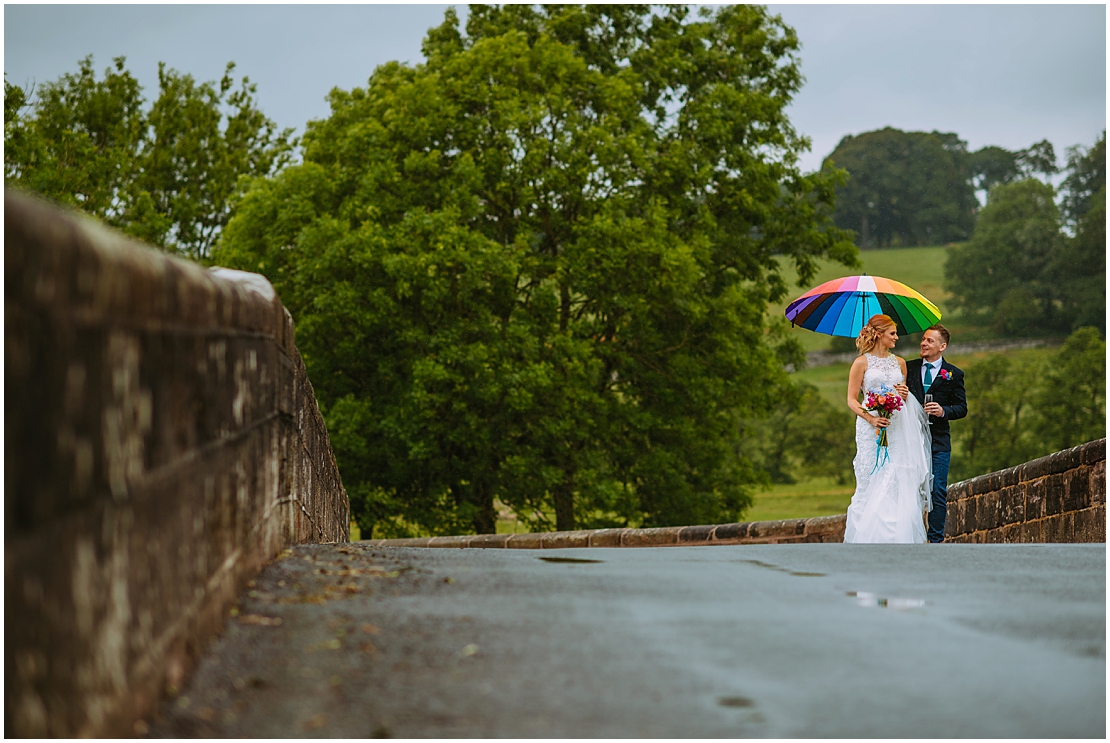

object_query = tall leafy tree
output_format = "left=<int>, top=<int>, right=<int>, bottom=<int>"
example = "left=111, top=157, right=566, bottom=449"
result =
left=1060, top=131, right=1105, bottom=228
left=1051, top=184, right=1106, bottom=333
left=823, top=127, right=977, bottom=248
left=215, top=4, right=856, bottom=536
left=4, top=55, right=295, bottom=259
left=944, top=179, right=1063, bottom=334
left=967, top=145, right=1020, bottom=201
left=1032, top=327, right=1105, bottom=451
left=967, top=139, right=1057, bottom=204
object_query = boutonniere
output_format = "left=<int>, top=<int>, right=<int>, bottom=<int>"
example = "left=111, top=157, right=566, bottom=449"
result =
left=937, top=368, right=952, bottom=381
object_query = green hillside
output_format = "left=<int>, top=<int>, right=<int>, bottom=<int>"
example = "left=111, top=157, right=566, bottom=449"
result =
left=772, top=245, right=983, bottom=352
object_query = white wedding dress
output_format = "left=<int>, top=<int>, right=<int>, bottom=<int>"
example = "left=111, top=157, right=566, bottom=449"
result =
left=843, top=353, right=933, bottom=544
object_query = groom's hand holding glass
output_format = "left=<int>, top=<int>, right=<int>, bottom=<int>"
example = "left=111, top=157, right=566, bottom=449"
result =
left=923, top=400, right=944, bottom=418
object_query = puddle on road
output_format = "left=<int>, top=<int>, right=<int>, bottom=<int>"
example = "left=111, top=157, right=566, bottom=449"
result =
left=736, top=560, right=825, bottom=577
left=846, top=591, right=925, bottom=610
left=538, top=556, right=603, bottom=564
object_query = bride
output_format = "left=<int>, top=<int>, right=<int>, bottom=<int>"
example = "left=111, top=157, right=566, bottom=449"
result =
left=843, top=314, right=932, bottom=544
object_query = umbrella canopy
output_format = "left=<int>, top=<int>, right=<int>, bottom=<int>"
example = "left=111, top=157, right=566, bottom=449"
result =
left=784, top=274, right=942, bottom=338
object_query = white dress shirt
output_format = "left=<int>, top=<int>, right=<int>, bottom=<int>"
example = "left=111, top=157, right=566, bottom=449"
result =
left=921, top=356, right=944, bottom=388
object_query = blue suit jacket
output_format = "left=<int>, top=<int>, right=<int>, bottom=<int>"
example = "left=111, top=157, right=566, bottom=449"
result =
left=905, top=357, right=967, bottom=454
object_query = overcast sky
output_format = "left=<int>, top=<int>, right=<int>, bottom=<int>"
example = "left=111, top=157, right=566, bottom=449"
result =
left=4, top=4, right=1105, bottom=173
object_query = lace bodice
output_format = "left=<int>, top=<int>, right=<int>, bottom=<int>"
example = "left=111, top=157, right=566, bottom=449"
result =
left=862, top=353, right=903, bottom=393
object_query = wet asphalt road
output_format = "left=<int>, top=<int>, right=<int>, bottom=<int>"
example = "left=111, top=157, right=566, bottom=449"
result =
left=147, top=543, right=1105, bottom=738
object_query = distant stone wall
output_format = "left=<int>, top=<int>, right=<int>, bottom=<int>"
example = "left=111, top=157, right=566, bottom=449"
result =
left=364, top=441, right=1106, bottom=550
left=362, top=513, right=848, bottom=549
left=5, top=192, right=349, bottom=737
left=944, top=439, right=1105, bottom=543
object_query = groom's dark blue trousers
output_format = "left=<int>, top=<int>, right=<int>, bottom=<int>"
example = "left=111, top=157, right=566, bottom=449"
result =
left=928, top=450, right=951, bottom=543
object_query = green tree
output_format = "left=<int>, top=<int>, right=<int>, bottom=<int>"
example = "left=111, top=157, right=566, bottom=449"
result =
left=944, top=179, right=1063, bottom=334
left=214, top=4, right=857, bottom=536
left=1060, top=131, right=1105, bottom=228
left=1052, top=185, right=1105, bottom=333
left=744, top=382, right=855, bottom=486
left=949, top=354, right=1040, bottom=482
left=951, top=329, right=1106, bottom=482
left=1032, top=327, right=1106, bottom=450
left=967, top=145, right=1020, bottom=201
left=1015, top=139, right=1058, bottom=182
left=823, top=127, right=978, bottom=248
left=4, top=55, right=294, bottom=259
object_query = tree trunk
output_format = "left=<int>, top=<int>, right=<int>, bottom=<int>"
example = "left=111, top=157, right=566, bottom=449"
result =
left=472, top=482, right=497, bottom=535
left=861, top=213, right=870, bottom=250
left=555, top=279, right=575, bottom=531
left=554, top=481, right=575, bottom=532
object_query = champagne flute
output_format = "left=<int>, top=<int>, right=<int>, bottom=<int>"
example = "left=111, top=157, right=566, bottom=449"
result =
left=924, top=393, right=934, bottom=425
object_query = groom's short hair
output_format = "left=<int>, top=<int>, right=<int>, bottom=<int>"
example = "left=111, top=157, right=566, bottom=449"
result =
left=927, top=323, right=950, bottom=346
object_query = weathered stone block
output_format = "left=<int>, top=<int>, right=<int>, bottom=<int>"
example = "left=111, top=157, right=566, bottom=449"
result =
left=467, top=534, right=510, bottom=548
left=540, top=531, right=591, bottom=549
left=968, top=473, right=994, bottom=496
left=962, top=496, right=980, bottom=533
left=999, top=523, right=1022, bottom=543
left=1071, top=508, right=1103, bottom=544
left=1025, top=479, right=1047, bottom=520
left=996, top=466, right=1020, bottom=489
left=1090, top=461, right=1106, bottom=504
left=747, top=519, right=804, bottom=539
left=378, top=538, right=432, bottom=548
left=1080, top=438, right=1106, bottom=465
left=1042, top=514, right=1069, bottom=543
left=427, top=536, right=469, bottom=548
left=712, top=522, right=750, bottom=542
left=945, top=498, right=965, bottom=537
left=1063, top=468, right=1091, bottom=511
left=506, top=533, right=545, bottom=549
left=802, top=514, right=847, bottom=540
left=1020, top=520, right=1043, bottom=543
left=1044, top=475, right=1066, bottom=516
left=981, top=528, right=1003, bottom=543
left=998, top=486, right=1025, bottom=525
left=622, top=527, right=680, bottom=547
left=678, top=525, right=715, bottom=544
left=586, top=529, right=625, bottom=548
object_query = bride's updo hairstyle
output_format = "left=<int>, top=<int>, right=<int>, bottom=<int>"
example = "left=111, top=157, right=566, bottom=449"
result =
left=855, top=314, right=896, bottom=355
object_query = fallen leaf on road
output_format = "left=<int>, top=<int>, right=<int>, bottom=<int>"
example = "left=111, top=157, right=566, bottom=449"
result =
left=361, top=623, right=381, bottom=635
left=361, top=642, right=379, bottom=654
left=304, top=713, right=326, bottom=730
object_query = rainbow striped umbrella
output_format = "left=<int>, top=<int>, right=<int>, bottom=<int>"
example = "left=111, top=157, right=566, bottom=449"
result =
left=784, top=274, right=942, bottom=337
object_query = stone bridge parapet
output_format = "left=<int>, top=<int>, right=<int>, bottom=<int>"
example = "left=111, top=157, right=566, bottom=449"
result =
left=5, top=191, right=349, bottom=737
left=363, top=439, right=1105, bottom=549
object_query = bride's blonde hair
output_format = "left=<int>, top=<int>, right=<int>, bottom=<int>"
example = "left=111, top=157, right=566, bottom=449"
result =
left=856, top=314, right=896, bottom=355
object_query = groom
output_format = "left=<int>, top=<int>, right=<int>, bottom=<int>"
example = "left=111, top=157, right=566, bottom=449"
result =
left=895, top=324, right=967, bottom=542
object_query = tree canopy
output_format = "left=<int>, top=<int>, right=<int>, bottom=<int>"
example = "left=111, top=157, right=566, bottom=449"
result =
left=822, top=127, right=978, bottom=248
left=214, top=4, right=857, bottom=537
left=4, top=56, right=295, bottom=259
left=945, top=131, right=1104, bottom=337
left=823, top=127, right=1065, bottom=248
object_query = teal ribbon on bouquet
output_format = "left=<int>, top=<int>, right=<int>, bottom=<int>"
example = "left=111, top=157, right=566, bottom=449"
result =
left=870, top=424, right=890, bottom=475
